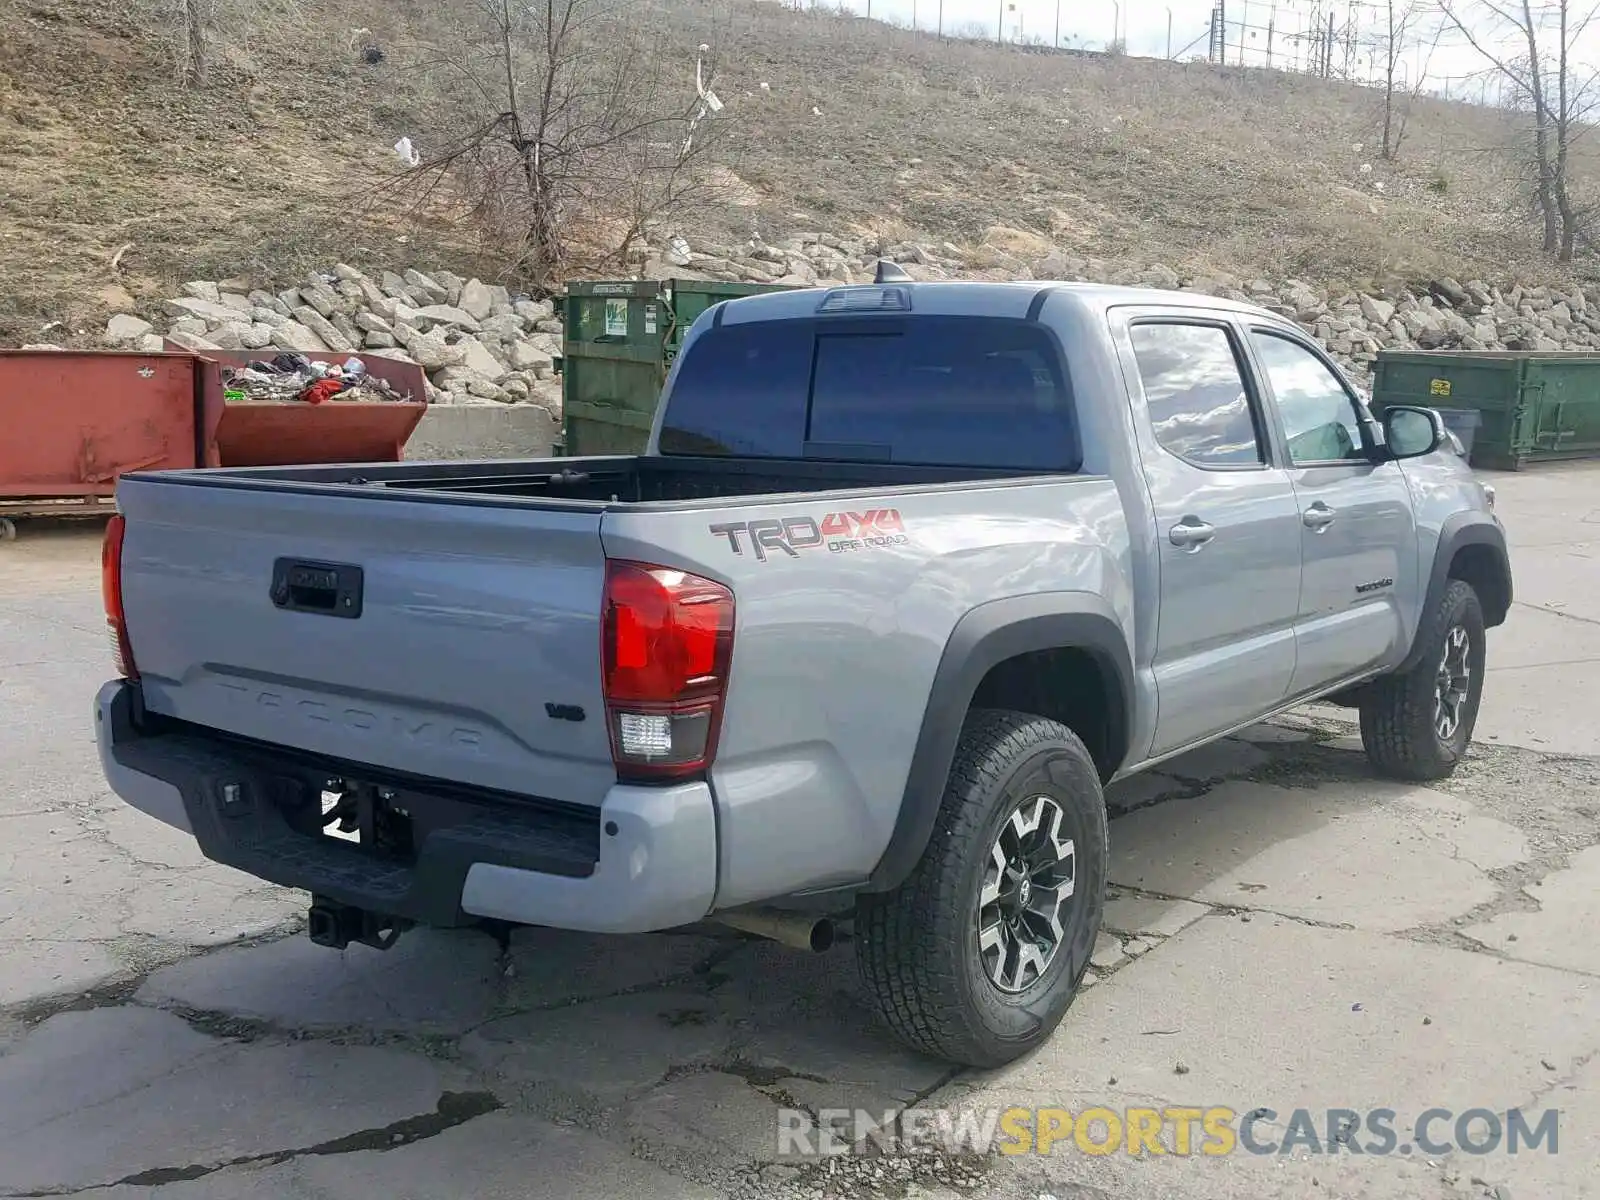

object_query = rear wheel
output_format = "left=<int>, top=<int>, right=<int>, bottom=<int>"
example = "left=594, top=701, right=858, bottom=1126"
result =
left=855, top=709, right=1108, bottom=1068
left=1359, top=579, right=1486, bottom=781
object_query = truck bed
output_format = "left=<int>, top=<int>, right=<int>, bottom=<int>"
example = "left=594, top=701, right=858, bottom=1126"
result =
left=151, top=453, right=1054, bottom=508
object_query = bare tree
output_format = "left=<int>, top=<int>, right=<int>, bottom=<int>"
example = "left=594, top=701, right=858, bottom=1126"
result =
left=181, top=0, right=206, bottom=86
left=1371, top=0, right=1442, bottom=159
left=160, top=0, right=304, bottom=87
left=405, top=0, right=729, bottom=284
left=1440, top=0, right=1600, bottom=260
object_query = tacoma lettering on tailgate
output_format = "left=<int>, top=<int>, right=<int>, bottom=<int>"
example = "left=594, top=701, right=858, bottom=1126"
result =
left=709, top=509, right=909, bottom=562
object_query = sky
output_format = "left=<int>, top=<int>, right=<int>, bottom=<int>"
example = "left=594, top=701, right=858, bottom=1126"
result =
left=792, top=0, right=1600, bottom=104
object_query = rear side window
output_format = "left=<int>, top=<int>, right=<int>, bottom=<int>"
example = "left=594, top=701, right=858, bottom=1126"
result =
left=657, top=316, right=1079, bottom=470
left=1129, top=322, right=1264, bottom=468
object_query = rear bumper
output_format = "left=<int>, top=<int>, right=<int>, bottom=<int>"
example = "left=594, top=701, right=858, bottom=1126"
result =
left=94, top=680, right=718, bottom=934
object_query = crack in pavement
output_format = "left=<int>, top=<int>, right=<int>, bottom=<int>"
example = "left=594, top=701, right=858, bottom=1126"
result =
left=4, top=925, right=306, bottom=1026
left=1513, top=599, right=1600, bottom=628
left=1104, top=882, right=1356, bottom=932
left=3, top=1091, right=504, bottom=1198
left=1518, top=1046, right=1599, bottom=1110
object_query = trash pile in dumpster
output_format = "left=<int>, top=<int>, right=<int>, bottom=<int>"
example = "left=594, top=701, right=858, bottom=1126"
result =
left=221, top=354, right=415, bottom=406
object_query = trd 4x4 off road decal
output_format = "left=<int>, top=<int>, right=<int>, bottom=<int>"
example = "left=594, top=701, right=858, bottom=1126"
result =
left=709, top=509, right=909, bottom=562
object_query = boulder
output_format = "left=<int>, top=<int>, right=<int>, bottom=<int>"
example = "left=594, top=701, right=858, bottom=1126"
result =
left=272, top=320, right=330, bottom=353
left=364, top=330, right=397, bottom=349
left=467, top=378, right=512, bottom=402
left=509, top=339, right=553, bottom=371
left=365, top=347, right=418, bottom=365
left=105, top=314, right=154, bottom=343
left=166, top=330, right=221, bottom=351
left=331, top=313, right=363, bottom=347
left=207, top=323, right=247, bottom=350
left=1141, top=264, right=1181, bottom=290
left=454, top=335, right=508, bottom=380
left=1415, top=327, right=1461, bottom=350
left=479, top=313, right=524, bottom=343
left=404, top=269, right=449, bottom=301
left=241, top=323, right=275, bottom=349
left=514, top=298, right=556, bottom=324
left=457, top=278, right=495, bottom=321
left=1359, top=295, right=1396, bottom=325
left=293, top=306, right=354, bottom=352
left=355, top=311, right=393, bottom=334
left=182, top=281, right=221, bottom=303
left=164, top=296, right=242, bottom=327
left=402, top=329, right=465, bottom=370
left=409, top=304, right=482, bottom=333
left=299, top=283, right=341, bottom=318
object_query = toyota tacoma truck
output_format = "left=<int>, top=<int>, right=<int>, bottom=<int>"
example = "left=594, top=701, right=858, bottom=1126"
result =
left=95, top=270, right=1511, bottom=1068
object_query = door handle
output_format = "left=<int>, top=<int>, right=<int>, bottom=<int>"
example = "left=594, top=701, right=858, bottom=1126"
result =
left=1168, top=518, right=1216, bottom=550
left=1302, top=503, right=1337, bottom=532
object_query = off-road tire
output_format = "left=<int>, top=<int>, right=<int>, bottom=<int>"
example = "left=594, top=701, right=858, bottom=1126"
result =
left=1359, top=579, right=1487, bottom=782
left=854, top=708, right=1108, bottom=1068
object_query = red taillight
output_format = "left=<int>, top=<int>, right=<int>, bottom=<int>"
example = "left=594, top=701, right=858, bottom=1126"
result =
left=101, top=514, right=138, bottom=680
left=601, top=560, right=734, bottom=781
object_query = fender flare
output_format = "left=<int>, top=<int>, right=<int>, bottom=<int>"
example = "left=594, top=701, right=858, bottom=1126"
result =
left=1397, top=513, right=1512, bottom=673
left=864, top=593, right=1134, bottom=892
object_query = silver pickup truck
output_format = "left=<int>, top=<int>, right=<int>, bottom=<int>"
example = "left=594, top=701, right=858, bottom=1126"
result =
left=96, top=272, right=1510, bottom=1068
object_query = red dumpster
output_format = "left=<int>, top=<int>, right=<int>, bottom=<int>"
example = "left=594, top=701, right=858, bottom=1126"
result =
left=0, top=348, right=428, bottom=539
left=0, top=351, right=206, bottom=539
left=186, top=348, right=429, bottom=468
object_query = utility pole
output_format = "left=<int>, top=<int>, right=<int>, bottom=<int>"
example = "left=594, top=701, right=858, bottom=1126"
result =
left=1167, top=7, right=1174, bottom=57
left=997, top=0, right=1003, bottom=43
left=938, top=0, right=943, bottom=37
left=1056, top=0, right=1061, bottom=48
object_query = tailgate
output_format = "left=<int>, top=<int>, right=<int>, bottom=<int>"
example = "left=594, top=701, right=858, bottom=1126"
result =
left=115, top=477, right=617, bottom=808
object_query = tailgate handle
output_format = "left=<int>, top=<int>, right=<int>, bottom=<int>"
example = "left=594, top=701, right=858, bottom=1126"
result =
left=271, top=559, right=364, bottom=619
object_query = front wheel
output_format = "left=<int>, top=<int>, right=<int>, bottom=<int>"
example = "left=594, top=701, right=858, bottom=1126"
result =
left=1359, top=579, right=1487, bottom=781
left=854, top=709, right=1108, bottom=1068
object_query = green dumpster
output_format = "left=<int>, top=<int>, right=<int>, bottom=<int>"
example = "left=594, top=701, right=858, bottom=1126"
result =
left=559, top=278, right=797, bottom=456
left=1370, top=350, right=1600, bottom=470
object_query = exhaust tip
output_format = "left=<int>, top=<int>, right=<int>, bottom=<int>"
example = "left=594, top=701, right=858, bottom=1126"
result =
left=808, top=918, right=836, bottom=953
left=711, top=907, right=837, bottom=953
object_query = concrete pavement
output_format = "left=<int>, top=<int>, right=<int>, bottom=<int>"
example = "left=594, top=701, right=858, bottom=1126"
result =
left=1, top=463, right=1596, bottom=1199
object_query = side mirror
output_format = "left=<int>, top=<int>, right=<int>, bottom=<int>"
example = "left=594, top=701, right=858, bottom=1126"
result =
left=1381, top=405, right=1444, bottom=460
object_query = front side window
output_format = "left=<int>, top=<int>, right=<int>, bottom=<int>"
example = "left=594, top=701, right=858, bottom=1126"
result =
left=1252, top=333, right=1368, bottom=465
left=1130, top=322, right=1264, bottom=468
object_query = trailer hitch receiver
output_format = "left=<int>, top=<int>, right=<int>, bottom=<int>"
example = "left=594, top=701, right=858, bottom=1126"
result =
left=307, top=898, right=410, bottom=951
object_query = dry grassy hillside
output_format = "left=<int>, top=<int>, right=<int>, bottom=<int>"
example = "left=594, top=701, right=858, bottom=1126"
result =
left=1, top=0, right=1594, bottom=345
